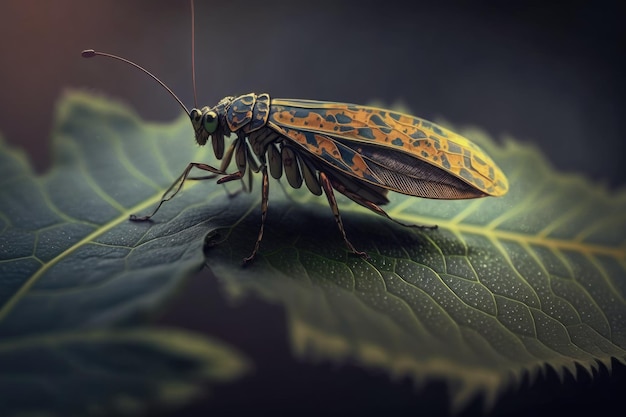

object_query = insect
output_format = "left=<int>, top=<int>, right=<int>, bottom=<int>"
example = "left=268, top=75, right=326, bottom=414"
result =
left=82, top=1, right=508, bottom=265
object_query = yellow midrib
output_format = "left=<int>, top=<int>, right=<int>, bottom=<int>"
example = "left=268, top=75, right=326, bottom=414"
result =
left=353, top=205, right=626, bottom=259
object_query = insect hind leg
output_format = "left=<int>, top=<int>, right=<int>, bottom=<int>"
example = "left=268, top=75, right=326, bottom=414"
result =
left=330, top=178, right=438, bottom=230
left=130, top=162, right=228, bottom=222
left=319, top=172, right=368, bottom=259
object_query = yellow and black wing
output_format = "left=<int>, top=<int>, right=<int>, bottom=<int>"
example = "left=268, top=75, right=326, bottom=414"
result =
left=267, top=99, right=508, bottom=199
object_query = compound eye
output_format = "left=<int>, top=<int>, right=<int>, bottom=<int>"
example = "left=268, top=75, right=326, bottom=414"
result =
left=202, top=111, right=219, bottom=133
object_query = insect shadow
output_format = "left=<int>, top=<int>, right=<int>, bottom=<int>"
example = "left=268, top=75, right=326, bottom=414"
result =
left=201, top=196, right=462, bottom=265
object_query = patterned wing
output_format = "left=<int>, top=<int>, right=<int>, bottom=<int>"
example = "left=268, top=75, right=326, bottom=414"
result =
left=267, top=123, right=384, bottom=186
left=269, top=99, right=509, bottom=197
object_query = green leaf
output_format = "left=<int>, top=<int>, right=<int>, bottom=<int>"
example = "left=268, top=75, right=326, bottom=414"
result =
left=0, top=91, right=217, bottom=332
left=202, top=111, right=626, bottom=410
left=1, top=92, right=624, bottom=414
left=0, top=92, right=250, bottom=416
left=0, top=328, right=250, bottom=417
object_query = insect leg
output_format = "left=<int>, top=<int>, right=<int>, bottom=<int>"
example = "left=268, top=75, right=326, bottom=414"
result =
left=172, top=142, right=245, bottom=196
left=216, top=171, right=244, bottom=184
left=187, top=174, right=218, bottom=181
left=191, top=172, right=245, bottom=197
left=330, top=180, right=437, bottom=230
left=319, top=172, right=368, bottom=258
left=216, top=141, right=246, bottom=198
left=243, top=166, right=269, bottom=265
left=130, top=162, right=227, bottom=221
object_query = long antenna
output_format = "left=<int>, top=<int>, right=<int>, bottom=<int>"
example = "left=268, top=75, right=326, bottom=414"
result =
left=81, top=49, right=190, bottom=115
left=191, top=0, right=198, bottom=109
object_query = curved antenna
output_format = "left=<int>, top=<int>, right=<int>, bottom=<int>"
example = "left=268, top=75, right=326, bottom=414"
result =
left=81, top=49, right=190, bottom=115
left=191, top=0, right=198, bottom=109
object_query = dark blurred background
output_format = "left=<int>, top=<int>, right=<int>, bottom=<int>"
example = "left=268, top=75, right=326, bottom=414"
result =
left=1, top=1, right=624, bottom=416
left=0, top=0, right=624, bottom=188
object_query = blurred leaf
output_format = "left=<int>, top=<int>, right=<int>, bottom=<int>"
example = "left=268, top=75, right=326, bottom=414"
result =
left=0, top=328, right=250, bottom=417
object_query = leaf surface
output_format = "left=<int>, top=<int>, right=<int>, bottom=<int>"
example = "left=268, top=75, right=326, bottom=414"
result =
left=203, top=112, right=626, bottom=410
left=0, top=92, right=249, bottom=416
left=1, top=92, right=624, bottom=413
left=0, top=92, right=221, bottom=333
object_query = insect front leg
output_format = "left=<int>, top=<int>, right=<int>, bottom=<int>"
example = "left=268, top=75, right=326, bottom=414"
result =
left=130, top=162, right=228, bottom=221
left=215, top=141, right=248, bottom=198
left=243, top=166, right=269, bottom=265
left=319, top=172, right=368, bottom=259
left=216, top=171, right=244, bottom=184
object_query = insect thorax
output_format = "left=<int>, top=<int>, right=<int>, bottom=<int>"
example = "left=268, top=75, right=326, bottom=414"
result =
left=192, top=93, right=274, bottom=162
